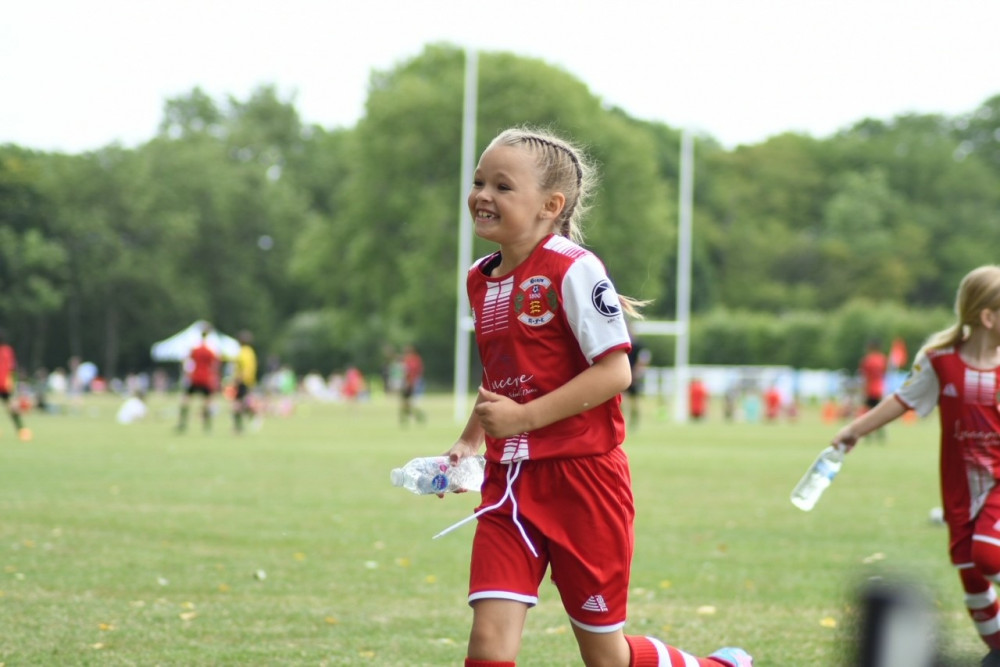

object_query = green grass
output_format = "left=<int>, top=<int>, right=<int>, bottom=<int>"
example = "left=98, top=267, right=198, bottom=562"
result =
left=0, top=393, right=986, bottom=665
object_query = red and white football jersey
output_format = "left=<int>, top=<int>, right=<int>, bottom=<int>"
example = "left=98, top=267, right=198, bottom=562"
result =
left=896, top=346, right=1000, bottom=522
left=467, top=235, right=632, bottom=463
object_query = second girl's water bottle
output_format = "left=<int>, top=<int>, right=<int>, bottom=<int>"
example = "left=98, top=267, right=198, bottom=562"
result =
left=390, top=455, right=485, bottom=495
left=790, top=445, right=845, bottom=511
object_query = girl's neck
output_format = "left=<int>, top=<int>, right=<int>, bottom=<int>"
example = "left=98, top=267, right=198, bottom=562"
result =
left=493, top=234, right=551, bottom=277
left=959, top=330, right=1000, bottom=368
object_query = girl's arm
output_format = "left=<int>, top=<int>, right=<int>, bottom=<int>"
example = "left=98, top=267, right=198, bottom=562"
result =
left=832, top=396, right=907, bottom=449
left=475, top=349, right=631, bottom=439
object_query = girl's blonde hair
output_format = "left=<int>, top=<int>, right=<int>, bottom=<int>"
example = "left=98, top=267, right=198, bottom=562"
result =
left=486, top=127, right=592, bottom=245
left=921, top=265, right=1000, bottom=354
left=487, top=126, right=648, bottom=318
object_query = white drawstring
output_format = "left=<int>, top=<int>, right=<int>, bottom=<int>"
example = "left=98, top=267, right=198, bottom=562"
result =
left=432, top=460, right=539, bottom=558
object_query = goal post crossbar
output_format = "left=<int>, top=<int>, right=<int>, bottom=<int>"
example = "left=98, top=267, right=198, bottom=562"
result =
left=632, top=320, right=687, bottom=337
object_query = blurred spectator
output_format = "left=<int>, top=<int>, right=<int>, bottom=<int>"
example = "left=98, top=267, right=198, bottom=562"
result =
left=400, top=345, right=426, bottom=425
left=624, top=327, right=652, bottom=428
left=859, top=339, right=888, bottom=442
left=742, top=390, right=762, bottom=423
left=232, top=330, right=259, bottom=434
left=723, top=385, right=738, bottom=422
left=342, top=367, right=367, bottom=401
left=689, top=377, right=709, bottom=421
left=302, top=371, right=335, bottom=401
left=0, top=328, right=31, bottom=440
left=116, top=391, right=148, bottom=424
left=764, top=384, right=782, bottom=422
left=48, top=367, right=68, bottom=395
left=32, top=368, right=51, bottom=413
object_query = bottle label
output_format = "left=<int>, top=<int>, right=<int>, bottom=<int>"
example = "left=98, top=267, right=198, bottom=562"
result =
left=816, top=460, right=837, bottom=480
left=430, top=473, right=449, bottom=493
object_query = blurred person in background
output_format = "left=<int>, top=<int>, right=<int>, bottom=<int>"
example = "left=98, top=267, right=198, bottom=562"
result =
left=399, top=344, right=426, bottom=425
left=232, top=330, right=259, bottom=434
left=175, top=327, right=219, bottom=434
left=689, top=377, right=709, bottom=421
left=859, top=338, right=888, bottom=442
left=624, top=326, right=651, bottom=428
left=0, top=328, right=31, bottom=441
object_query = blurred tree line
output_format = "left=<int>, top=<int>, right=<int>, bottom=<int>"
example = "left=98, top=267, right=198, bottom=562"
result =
left=1, top=44, right=998, bottom=385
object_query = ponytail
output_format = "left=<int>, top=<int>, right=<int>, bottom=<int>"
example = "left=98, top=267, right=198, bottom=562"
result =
left=919, top=323, right=966, bottom=356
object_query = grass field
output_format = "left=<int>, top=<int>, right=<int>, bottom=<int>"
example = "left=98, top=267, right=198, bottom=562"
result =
left=0, top=392, right=988, bottom=665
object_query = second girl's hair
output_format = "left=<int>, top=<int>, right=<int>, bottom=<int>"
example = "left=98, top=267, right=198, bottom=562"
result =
left=486, top=126, right=648, bottom=318
left=921, top=265, right=1000, bottom=354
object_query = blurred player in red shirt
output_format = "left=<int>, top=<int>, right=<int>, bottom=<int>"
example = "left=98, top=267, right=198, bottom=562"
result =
left=399, top=345, right=426, bottom=425
left=176, top=328, right=219, bottom=433
left=0, top=328, right=31, bottom=441
left=689, top=377, right=709, bottom=421
left=859, top=339, right=888, bottom=441
left=764, top=384, right=782, bottom=422
left=889, top=336, right=908, bottom=372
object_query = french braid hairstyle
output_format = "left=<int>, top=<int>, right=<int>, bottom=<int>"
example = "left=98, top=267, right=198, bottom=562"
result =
left=486, top=127, right=649, bottom=318
left=920, top=265, right=1000, bottom=355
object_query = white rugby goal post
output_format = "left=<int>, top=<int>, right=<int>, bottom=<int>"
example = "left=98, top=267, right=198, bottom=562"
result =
left=631, top=130, right=694, bottom=423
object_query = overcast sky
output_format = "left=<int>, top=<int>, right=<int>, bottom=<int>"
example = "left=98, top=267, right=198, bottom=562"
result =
left=2, top=0, right=998, bottom=153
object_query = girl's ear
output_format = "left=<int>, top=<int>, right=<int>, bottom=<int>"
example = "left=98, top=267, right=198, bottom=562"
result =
left=979, top=307, right=997, bottom=329
left=541, top=192, right=566, bottom=221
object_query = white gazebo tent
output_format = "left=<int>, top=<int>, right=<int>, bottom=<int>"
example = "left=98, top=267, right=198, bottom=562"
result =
left=150, top=320, right=241, bottom=362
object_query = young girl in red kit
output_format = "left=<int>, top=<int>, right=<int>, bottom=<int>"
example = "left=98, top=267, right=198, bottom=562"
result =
left=832, top=265, right=1000, bottom=667
left=443, top=127, right=752, bottom=667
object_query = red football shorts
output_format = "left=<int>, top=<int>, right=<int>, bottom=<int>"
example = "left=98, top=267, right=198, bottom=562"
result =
left=468, top=446, right=636, bottom=631
left=950, top=489, right=1000, bottom=576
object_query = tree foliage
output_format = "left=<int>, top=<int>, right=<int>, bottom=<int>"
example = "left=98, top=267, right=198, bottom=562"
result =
left=1, top=44, right=998, bottom=384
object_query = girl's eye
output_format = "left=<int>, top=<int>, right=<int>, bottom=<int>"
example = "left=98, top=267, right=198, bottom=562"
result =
left=472, top=179, right=484, bottom=187
left=497, top=184, right=511, bottom=191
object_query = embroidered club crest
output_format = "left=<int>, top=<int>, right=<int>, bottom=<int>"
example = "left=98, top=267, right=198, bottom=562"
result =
left=515, top=276, right=558, bottom=326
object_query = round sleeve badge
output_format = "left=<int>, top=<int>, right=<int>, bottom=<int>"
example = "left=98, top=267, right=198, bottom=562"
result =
left=591, top=280, right=621, bottom=317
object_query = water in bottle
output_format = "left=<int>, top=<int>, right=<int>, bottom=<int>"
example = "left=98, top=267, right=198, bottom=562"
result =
left=790, top=445, right=845, bottom=511
left=390, top=455, right=485, bottom=495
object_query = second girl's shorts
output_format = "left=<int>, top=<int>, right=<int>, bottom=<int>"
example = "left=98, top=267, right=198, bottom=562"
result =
left=949, top=489, right=1000, bottom=570
left=468, top=446, right=636, bottom=632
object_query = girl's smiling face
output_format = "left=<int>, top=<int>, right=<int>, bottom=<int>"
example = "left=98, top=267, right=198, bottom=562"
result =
left=468, top=144, right=564, bottom=250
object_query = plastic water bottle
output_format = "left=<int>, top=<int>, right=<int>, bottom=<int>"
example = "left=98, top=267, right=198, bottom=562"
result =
left=390, top=455, right=485, bottom=495
left=790, top=445, right=845, bottom=511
